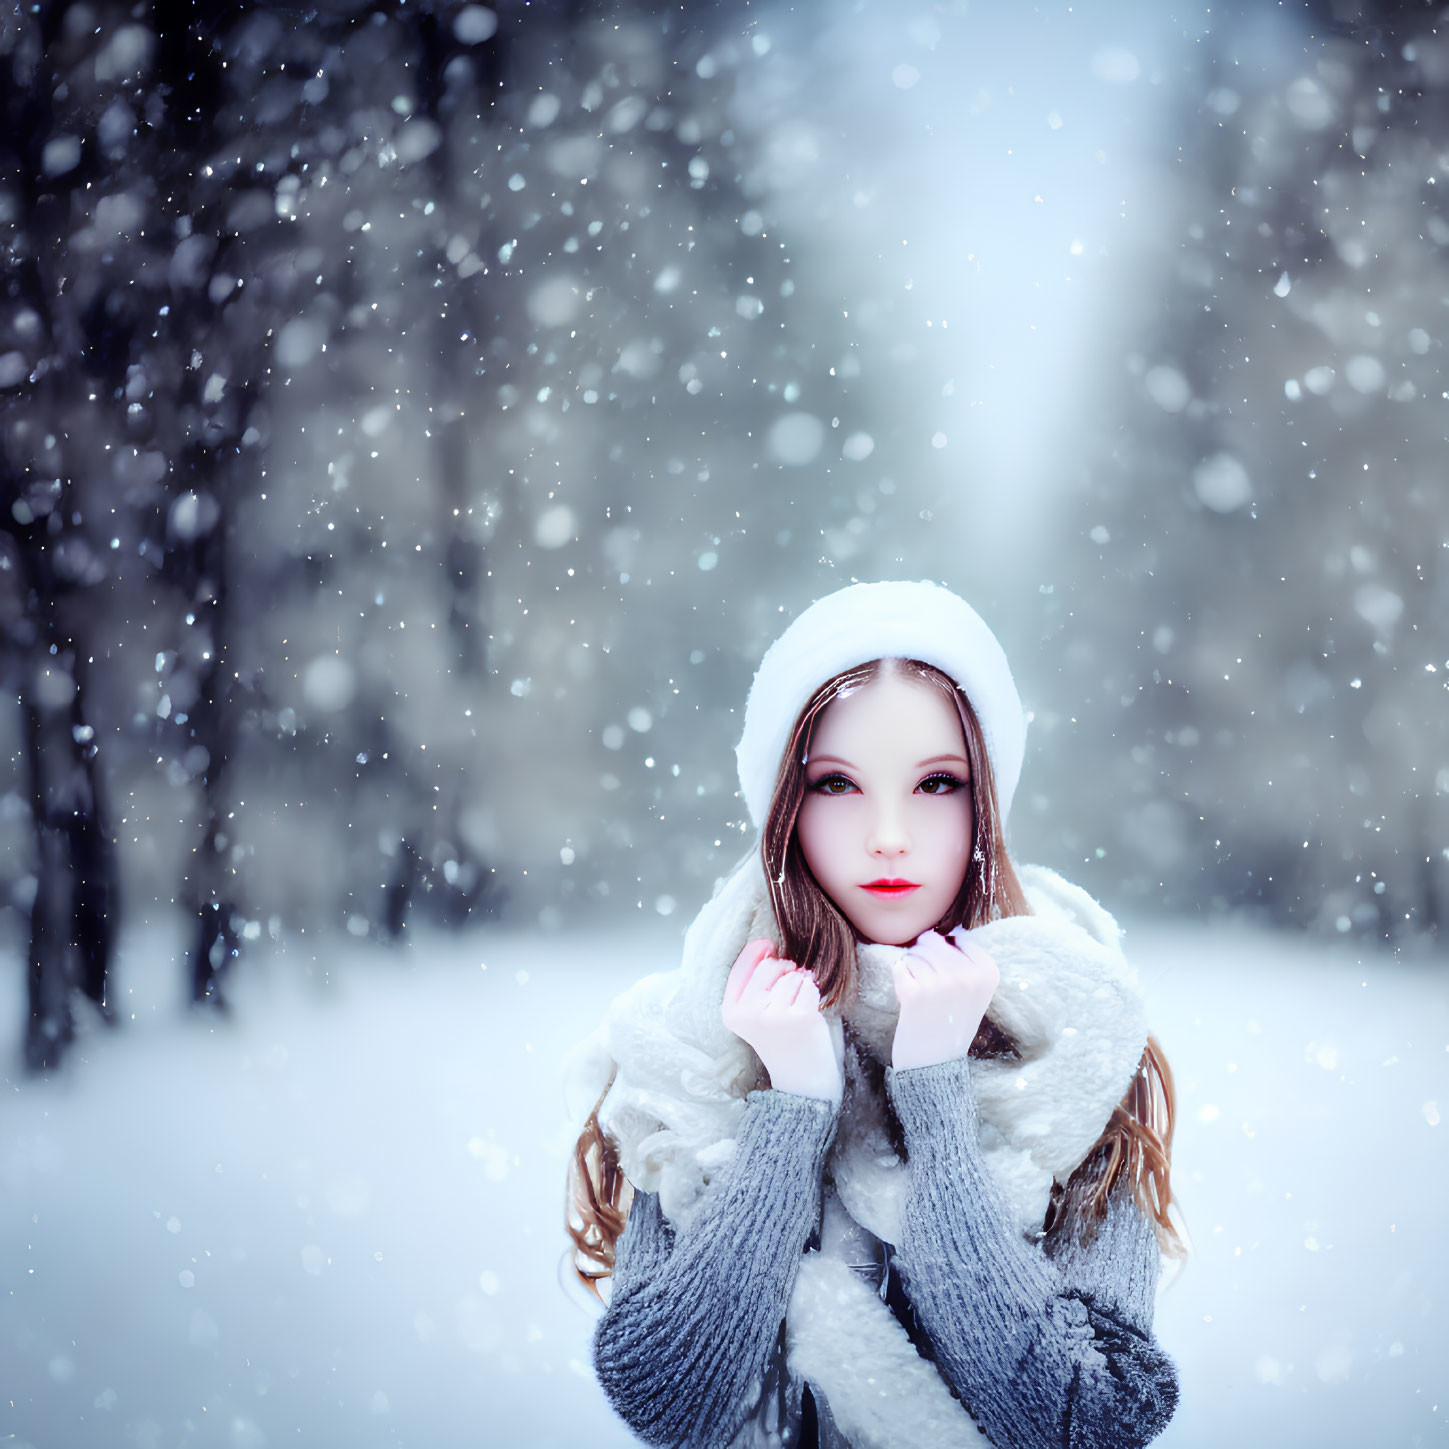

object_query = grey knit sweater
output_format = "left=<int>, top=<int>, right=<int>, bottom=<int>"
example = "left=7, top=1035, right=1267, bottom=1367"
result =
left=593, top=1055, right=1179, bottom=1449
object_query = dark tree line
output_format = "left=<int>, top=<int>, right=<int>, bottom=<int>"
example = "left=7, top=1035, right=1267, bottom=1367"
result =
left=9, top=0, right=1437, bottom=1079
left=3, top=5, right=124, bottom=1067
left=1, top=0, right=523, bottom=1066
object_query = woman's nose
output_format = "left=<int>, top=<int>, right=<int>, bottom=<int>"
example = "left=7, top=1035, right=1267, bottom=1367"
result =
left=867, top=805, right=909, bottom=855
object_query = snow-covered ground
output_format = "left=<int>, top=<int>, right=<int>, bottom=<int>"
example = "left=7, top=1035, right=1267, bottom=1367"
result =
left=2, top=915, right=1444, bottom=1447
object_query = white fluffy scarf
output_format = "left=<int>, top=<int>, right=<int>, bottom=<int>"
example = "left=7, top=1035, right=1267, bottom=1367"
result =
left=564, top=855, right=1148, bottom=1448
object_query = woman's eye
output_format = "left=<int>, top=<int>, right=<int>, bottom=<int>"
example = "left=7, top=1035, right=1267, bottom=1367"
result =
left=809, top=773, right=856, bottom=795
left=917, top=773, right=966, bottom=795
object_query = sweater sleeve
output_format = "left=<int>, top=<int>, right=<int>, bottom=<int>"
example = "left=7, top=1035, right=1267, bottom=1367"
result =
left=592, top=1088, right=838, bottom=1448
left=885, top=1057, right=1179, bottom=1449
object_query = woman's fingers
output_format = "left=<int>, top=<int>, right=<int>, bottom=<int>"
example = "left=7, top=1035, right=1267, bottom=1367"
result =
left=739, top=953, right=794, bottom=1004
left=724, top=939, right=777, bottom=1005
left=770, top=968, right=823, bottom=1009
left=910, top=930, right=998, bottom=983
left=724, top=941, right=824, bottom=1034
left=908, top=930, right=964, bottom=971
left=766, top=970, right=806, bottom=1009
left=891, top=956, right=923, bottom=999
left=791, top=972, right=822, bottom=1010
left=893, top=934, right=999, bottom=1011
left=897, top=937, right=948, bottom=984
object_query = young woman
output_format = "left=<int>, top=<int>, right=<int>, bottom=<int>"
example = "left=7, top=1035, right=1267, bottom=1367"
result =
left=564, top=580, right=1182, bottom=1449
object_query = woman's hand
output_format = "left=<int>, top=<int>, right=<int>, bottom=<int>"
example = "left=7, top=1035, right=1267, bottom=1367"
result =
left=721, top=939, right=845, bottom=1105
left=890, top=929, right=1000, bottom=1071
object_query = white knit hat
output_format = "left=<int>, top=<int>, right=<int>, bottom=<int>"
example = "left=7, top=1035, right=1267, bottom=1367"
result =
left=734, top=580, right=1026, bottom=829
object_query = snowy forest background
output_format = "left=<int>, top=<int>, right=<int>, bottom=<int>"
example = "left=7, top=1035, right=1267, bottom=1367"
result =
left=2, top=0, right=1446, bottom=1446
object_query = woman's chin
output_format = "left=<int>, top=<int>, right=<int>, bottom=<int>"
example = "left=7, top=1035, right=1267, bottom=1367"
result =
left=858, top=924, right=925, bottom=949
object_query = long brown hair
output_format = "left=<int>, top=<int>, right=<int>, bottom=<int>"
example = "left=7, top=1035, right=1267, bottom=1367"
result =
left=566, top=658, right=1184, bottom=1295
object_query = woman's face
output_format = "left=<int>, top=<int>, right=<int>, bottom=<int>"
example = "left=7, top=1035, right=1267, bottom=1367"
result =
left=795, top=664, right=975, bottom=947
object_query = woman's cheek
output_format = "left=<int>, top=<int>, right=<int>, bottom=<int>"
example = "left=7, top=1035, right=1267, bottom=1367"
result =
left=925, top=800, right=973, bottom=882
left=915, top=795, right=971, bottom=843
left=796, top=802, right=840, bottom=884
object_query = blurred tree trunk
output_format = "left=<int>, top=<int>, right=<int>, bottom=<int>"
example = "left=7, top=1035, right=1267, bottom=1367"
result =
left=170, top=450, right=244, bottom=1004
left=2, top=6, right=120, bottom=1068
left=0, top=512, right=119, bottom=1070
left=415, top=7, right=511, bottom=681
left=22, top=651, right=119, bottom=1068
left=147, top=7, right=272, bottom=1004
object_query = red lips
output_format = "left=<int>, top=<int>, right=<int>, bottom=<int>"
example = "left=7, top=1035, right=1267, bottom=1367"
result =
left=861, top=878, right=922, bottom=897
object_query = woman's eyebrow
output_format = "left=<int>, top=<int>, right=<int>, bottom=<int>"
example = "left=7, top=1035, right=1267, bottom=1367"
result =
left=804, top=753, right=856, bottom=768
left=916, top=753, right=970, bottom=767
